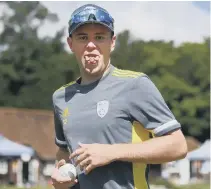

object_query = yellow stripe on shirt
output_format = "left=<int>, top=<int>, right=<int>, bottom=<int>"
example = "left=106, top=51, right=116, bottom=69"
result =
left=132, top=121, right=150, bottom=189
left=56, top=81, right=76, bottom=92
left=112, top=68, right=145, bottom=78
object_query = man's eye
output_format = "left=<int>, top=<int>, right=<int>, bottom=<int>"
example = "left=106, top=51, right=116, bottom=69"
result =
left=96, top=36, right=105, bottom=40
left=78, top=36, right=88, bottom=40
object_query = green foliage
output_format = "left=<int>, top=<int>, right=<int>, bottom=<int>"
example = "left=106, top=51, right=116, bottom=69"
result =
left=0, top=2, right=209, bottom=142
left=0, top=1, right=77, bottom=109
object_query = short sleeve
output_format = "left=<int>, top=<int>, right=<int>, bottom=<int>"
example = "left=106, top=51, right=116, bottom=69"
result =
left=129, top=76, right=181, bottom=136
left=53, top=103, right=68, bottom=149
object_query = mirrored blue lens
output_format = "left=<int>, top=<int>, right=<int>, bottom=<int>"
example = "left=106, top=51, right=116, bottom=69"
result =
left=70, top=9, right=113, bottom=24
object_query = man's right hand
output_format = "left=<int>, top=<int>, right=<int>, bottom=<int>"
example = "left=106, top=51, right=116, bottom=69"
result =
left=51, top=159, right=78, bottom=189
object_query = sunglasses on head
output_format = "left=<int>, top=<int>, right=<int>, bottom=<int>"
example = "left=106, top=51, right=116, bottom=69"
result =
left=68, top=8, right=114, bottom=35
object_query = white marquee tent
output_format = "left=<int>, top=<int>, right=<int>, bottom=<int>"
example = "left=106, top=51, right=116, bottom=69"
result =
left=187, top=140, right=210, bottom=160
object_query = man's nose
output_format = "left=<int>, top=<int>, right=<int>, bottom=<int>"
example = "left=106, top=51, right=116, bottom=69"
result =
left=86, top=41, right=97, bottom=50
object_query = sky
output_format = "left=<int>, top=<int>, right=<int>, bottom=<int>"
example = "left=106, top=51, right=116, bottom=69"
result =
left=40, top=1, right=210, bottom=46
left=193, top=1, right=210, bottom=12
left=0, top=1, right=210, bottom=47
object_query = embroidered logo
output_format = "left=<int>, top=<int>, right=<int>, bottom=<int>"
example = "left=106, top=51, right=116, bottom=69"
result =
left=97, top=100, right=109, bottom=118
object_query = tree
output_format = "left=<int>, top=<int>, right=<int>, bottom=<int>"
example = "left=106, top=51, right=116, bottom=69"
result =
left=171, top=38, right=210, bottom=141
left=0, top=1, right=78, bottom=109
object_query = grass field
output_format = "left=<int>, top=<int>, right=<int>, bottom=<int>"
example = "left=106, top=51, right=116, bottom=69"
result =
left=150, top=178, right=210, bottom=189
left=178, top=183, right=210, bottom=189
left=0, top=186, right=52, bottom=189
left=0, top=183, right=210, bottom=189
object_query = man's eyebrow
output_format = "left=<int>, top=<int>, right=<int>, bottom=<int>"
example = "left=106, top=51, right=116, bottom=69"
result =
left=95, top=32, right=108, bottom=35
left=75, top=33, right=88, bottom=36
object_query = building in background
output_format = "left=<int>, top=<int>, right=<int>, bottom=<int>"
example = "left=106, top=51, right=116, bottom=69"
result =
left=0, top=108, right=58, bottom=187
left=161, top=140, right=210, bottom=185
left=0, top=135, right=35, bottom=187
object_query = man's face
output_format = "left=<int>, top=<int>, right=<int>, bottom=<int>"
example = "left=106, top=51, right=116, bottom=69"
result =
left=67, top=24, right=116, bottom=76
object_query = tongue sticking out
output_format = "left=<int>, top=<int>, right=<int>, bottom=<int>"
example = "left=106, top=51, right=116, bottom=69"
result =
left=85, top=55, right=99, bottom=65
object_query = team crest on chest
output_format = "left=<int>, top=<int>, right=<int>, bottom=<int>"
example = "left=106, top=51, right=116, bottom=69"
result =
left=97, top=100, right=109, bottom=118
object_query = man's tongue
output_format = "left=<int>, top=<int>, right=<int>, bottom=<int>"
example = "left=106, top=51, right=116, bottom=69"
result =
left=85, top=55, right=99, bottom=64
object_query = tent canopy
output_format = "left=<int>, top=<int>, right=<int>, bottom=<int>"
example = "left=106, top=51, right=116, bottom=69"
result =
left=0, top=135, right=34, bottom=157
left=187, top=140, right=210, bottom=160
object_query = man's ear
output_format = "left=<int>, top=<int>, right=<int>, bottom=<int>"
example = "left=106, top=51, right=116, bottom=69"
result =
left=110, top=35, right=116, bottom=52
left=67, top=37, right=74, bottom=52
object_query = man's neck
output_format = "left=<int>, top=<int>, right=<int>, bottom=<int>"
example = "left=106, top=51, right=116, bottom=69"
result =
left=80, top=63, right=111, bottom=85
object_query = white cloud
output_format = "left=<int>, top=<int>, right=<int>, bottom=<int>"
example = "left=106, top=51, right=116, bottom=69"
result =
left=0, top=1, right=209, bottom=47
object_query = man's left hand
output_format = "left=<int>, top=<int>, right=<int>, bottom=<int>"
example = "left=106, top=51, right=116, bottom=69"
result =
left=70, top=143, right=116, bottom=174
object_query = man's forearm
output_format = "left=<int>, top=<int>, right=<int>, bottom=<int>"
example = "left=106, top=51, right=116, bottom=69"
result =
left=112, top=130, right=187, bottom=164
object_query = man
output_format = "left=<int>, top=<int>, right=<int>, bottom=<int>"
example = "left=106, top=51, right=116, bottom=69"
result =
left=51, top=3, right=187, bottom=189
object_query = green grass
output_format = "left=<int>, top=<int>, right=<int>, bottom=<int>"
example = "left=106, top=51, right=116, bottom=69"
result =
left=149, top=178, right=210, bottom=189
left=179, top=183, right=210, bottom=189
left=0, top=186, right=53, bottom=189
